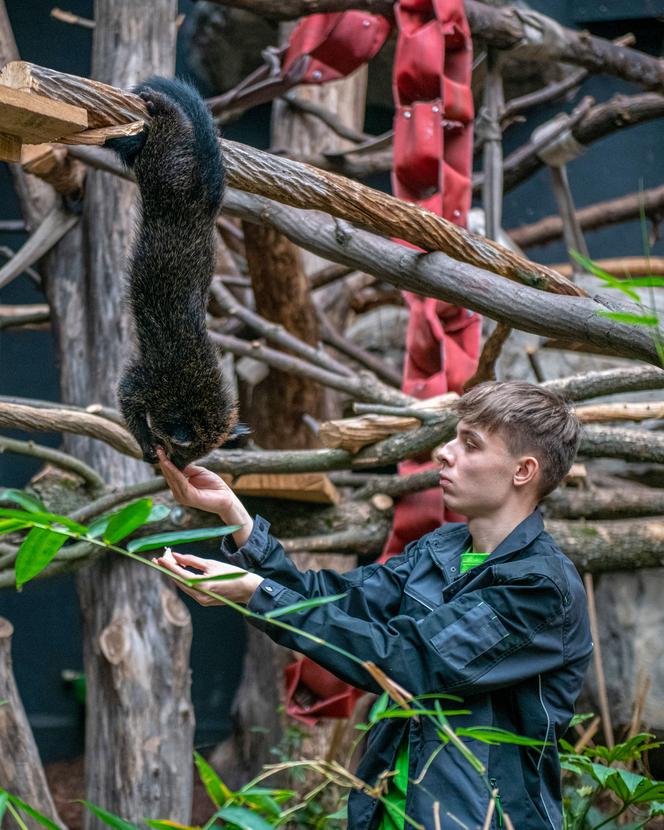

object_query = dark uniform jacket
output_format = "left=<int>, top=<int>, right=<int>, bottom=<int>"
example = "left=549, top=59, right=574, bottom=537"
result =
left=221, top=509, right=592, bottom=830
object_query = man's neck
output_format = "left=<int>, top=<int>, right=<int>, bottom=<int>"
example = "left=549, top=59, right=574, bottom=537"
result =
left=467, top=503, right=537, bottom=554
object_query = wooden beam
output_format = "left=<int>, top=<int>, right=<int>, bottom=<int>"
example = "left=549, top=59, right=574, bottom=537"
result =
left=0, top=84, right=87, bottom=147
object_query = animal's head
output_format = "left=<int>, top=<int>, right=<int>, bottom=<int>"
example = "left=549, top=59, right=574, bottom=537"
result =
left=138, top=378, right=237, bottom=468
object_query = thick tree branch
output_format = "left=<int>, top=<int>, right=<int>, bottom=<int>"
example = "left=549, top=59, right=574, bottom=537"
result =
left=0, top=402, right=140, bottom=457
left=5, top=63, right=580, bottom=297
left=223, top=188, right=663, bottom=366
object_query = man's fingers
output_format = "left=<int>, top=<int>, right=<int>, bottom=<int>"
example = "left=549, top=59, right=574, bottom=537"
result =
left=171, top=551, right=218, bottom=571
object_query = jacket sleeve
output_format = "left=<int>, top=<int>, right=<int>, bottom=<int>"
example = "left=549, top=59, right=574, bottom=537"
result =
left=246, top=570, right=570, bottom=697
left=221, top=515, right=419, bottom=624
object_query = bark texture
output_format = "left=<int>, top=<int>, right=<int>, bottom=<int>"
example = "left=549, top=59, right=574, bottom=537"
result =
left=41, top=2, right=195, bottom=826
left=0, top=619, right=64, bottom=830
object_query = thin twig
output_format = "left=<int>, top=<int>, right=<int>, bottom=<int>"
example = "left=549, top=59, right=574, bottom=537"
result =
left=584, top=572, right=614, bottom=748
left=211, top=278, right=354, bottom=378
left=282, top=92, right=371, bottom=145
left=0, top=435, right=106, bottom=491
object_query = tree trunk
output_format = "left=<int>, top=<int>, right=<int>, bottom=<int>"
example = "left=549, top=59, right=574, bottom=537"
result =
left=0, top=619, right=64, bottom=830
left=42, top=2, right=195, bottom=826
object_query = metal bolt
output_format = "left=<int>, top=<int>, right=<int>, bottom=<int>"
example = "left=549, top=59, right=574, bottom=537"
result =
left=453, top=209, right=461, bottom=218
left=432, top=105, right=439, bottom=113
left=404, top=110, right=412, bottom=119
left=362, top=18, right=371, bottom=26
left=312, top=70, right=322, bottom=80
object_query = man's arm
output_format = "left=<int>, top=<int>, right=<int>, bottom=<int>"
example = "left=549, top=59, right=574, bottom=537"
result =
left=246, top=573, right=589, bottom=697
left=157, top=450, right=418, bottom=620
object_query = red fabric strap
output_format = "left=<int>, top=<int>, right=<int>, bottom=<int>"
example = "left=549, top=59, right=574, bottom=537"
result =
left=280, top=0, right=480, bottom=721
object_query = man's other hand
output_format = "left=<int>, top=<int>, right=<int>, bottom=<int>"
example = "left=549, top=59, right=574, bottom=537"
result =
left=155, top=548, right=263, bottom=605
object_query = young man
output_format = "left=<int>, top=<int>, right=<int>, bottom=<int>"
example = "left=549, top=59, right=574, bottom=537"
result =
left=156, top=380, right=592, bottom=830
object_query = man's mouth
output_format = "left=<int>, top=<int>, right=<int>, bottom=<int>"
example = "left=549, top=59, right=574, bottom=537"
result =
left=439, top=473, right=453, bottom=488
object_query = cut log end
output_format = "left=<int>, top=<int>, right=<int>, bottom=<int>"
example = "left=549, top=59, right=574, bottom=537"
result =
left=0, top=616, right=14, bottom=639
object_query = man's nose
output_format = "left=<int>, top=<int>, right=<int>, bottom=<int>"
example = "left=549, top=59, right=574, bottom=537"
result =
left=433, top=441, right=453, bottom=466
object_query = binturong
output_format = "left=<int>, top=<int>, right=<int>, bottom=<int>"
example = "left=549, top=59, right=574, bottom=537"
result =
left=108, top=77, right=237, bottom=469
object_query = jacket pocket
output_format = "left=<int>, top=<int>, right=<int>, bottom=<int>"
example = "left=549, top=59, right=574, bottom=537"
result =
left=429, top=601, right=509, bottom=671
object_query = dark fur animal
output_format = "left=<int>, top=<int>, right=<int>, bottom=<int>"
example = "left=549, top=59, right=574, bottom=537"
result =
left=110, top=77, right=237, bottom=468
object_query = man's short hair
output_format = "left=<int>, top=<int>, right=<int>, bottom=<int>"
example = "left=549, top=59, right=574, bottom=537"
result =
left=452, top=380, right=580, bottom=498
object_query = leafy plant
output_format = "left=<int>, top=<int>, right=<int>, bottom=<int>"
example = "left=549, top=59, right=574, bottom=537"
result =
left=561, top=727, right=664, bottom=829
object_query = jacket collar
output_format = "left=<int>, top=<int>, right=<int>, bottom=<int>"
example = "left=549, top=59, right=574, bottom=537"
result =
left=430, top=508, right=545, bottom=572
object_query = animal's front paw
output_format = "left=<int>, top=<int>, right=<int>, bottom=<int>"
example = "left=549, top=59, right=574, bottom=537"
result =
left=138, top=88, right=180, bottom=121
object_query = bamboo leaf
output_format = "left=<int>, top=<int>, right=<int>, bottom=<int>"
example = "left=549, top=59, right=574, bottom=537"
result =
left=264, top=592, right=348, bottom=619
left=213, top=806, right=273, bottom=830
left=619, top=276, right=664, bottom=288
left=597, top=310, right=659, bottom=327
left=0, top=792, right=8, bottom=824
left=194, top=751, right=232, bottom=807
left=5, top=793, right=62, bottom=830
left=83, top=802, right=141, bottom=830
left=127, top=526, right=241, bottom=553
left=102, top=499, right=153, bottom=544
left=146, top=822, right=200, bottom=830
left=455, top=726, right=548, bottom=746
left=0, top=488, right=46, bottom=512
left=15, top=527, right=68, bottom=587
left=0, top=507, right=87, bottom=533
left=0, top=519, right=30, bottom=535
left=88, top=503, right=171, bottom=541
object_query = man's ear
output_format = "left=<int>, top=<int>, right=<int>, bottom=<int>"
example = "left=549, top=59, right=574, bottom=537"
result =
left=513, top=456, right=539, bottom=489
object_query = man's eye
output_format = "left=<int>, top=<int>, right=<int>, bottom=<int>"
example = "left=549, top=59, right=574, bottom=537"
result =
left=465, top=441, right=476, bottom=449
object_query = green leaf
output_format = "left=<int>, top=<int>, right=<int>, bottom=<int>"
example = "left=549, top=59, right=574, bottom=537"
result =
left=264, top=592, right=348, bottom=619
left=569, top=713, right=595, bottom=728
left=213, top=806, right=273, bottom=830
left=570, top=251, right=641, bottom=301
left=0, top=792, right=8, bottom=824
left=590, top=733, right=661, bottom=764
left=455, top=726, right=548, bottom=747
left=0, top=507, right=87, bottom=534
left=194, top=751, right=232, bottom=807
left=146, top=821, right=200, bottom=830
left=82, top=801, right=141, bottom=830
left=6, top=793, right=62, bottom=830
left=618, top=276, right=664, bottom=288
left=102, top=499, right=153, bottom=544
left=597, top=310, right=659, bottom=327
left=0, top=488, right=46, bottom=512
left=650, top=801, right=664, bottom=817
left=88, top=503, right=171, bottom=541
left=15, top=527, right=68, bottom=587
left=127, top=526, right=241, bottom=553
left=0, top=519, right=31, bottom=535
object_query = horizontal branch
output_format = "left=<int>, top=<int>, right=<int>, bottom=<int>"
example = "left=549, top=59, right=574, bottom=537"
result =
left=508, top=184, right=664, bottom=249
left=541, top=366, right=664, bottom=401
left=9, top=63, right=580, bottom=298
left=484, top=93, right=664, bottom=195
left=544, top=486, right=664, bottom=520
left=0, top=434, right=106, bottom=491
left=0, top=402, right=140, bottom=457
left=209, top=330, right=411, bottom=405
left=223, top=188, right=663, bottom=366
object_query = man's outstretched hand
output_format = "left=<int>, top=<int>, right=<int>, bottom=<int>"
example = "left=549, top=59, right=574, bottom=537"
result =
left=157, top=447, right=253, bottom=546
left=155, top=548, right=263, bottom=605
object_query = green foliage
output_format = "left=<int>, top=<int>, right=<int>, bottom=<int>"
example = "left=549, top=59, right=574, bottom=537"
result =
left=562, top=728, right=664, bottom=829
left=0, top=498, right=241, bottom=588
left=125, top=526, right=240, bottom=553
left=15, top=527, right=68, bottom=587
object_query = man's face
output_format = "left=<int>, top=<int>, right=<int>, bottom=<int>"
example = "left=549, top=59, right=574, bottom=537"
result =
left=433, top=420, right=521, bottom=518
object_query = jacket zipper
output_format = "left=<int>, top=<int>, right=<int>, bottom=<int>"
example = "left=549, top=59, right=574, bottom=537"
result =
left=490, top=779, right=503, bottom=827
